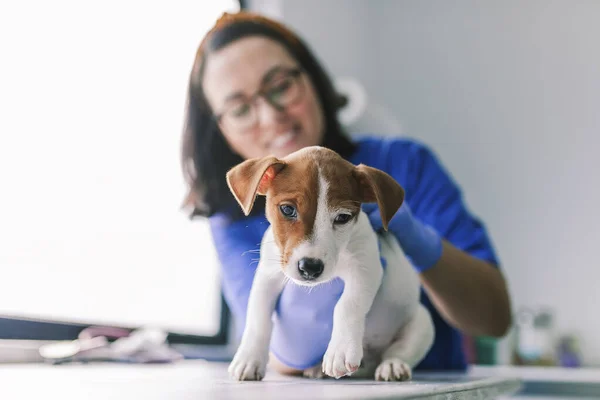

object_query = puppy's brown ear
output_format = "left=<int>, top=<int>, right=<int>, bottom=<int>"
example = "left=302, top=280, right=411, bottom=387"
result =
left=226, top=156, right=286, bottom=215
left=354, top=164, right=405, bottom=231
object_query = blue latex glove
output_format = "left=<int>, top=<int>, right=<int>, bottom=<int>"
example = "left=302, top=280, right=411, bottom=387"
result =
left=362, top=201, right=442, bottom=272
left=269, top=238, right=387, bottom=371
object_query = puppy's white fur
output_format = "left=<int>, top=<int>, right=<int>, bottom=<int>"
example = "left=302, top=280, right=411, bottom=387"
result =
left=228, top=162, right=435, bottom=381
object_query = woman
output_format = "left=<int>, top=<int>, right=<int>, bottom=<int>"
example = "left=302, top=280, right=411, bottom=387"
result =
left=181, top=11, right=512, bottom=373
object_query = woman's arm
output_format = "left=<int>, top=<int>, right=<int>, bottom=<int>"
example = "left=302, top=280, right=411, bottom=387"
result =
left=420, top=240, right=512, bottom=337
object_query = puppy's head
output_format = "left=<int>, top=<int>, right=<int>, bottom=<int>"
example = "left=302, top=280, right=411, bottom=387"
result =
left=226, top=146, right=404, bottom=285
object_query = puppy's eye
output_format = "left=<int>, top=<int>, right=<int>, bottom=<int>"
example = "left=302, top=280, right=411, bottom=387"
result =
left=279, top=204, right=297, bottom=219
left=334, top=213, right=353, bottom=225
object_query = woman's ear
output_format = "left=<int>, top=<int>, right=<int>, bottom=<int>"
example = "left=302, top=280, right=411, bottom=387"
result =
left=354, top=164, right=405, bottom=230
left=226, top=156, right=286, bottom=216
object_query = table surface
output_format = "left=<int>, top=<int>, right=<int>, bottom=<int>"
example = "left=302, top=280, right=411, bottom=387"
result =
left=0, top=360, right=523, bottom=400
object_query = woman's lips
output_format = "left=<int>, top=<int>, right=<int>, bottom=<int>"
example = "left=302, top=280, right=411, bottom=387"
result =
left=269, top=127, right=300, bottom=150
left=270, top=130, right=297, bottom=150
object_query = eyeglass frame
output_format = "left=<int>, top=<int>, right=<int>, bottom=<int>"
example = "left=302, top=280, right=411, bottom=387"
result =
left=212, top=67, right=305, bottom=131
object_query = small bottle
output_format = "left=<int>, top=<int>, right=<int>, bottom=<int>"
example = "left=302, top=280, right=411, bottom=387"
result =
left=533, top=309, right=556, bottom=366
left=513, top=308, right=539, bottom=365
left=557, top=335, right=581, bottom=368
left=512, top=307, right=556, bottom=366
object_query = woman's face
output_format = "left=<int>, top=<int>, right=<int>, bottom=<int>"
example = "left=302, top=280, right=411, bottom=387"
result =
left=202, top=36, right=325, bottom=160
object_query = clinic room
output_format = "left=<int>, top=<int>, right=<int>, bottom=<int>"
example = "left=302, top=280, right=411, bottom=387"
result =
left=0, top=0, right=598, bottom=399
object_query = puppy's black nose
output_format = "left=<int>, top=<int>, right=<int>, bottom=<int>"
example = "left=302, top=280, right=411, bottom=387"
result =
left=298, top=258, right=324, bottom=280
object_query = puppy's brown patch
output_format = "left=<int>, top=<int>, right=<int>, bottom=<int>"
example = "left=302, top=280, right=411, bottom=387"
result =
left=315, top=150, right=364, bottom=219
left=226, top=146, right=405, bottom=268
left=265, top=155, right=319, bottom=266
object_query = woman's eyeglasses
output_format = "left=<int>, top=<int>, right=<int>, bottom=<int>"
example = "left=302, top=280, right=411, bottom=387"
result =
left=215, top=67, right=304, bottom=131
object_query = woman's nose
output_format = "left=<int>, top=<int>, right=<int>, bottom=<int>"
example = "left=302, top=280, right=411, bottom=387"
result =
left=255, top=97, right=288, bottom=129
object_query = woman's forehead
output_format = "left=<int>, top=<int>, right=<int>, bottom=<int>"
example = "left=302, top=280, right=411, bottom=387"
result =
left=202, top=36, right=298, bottom=106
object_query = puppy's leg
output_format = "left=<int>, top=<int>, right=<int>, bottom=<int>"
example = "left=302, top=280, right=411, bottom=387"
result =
left=322, top=257, right=383, bottom=379
left=228, top=261, right=286, bottom=381
left=374, top=303, right=435, bottom=381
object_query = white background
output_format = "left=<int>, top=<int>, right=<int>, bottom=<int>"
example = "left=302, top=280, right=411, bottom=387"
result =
left=0, top=0, right=240, bottom=336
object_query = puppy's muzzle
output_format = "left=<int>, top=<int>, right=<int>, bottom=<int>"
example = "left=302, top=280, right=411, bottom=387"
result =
left=298, top=257, right=324, bottom=280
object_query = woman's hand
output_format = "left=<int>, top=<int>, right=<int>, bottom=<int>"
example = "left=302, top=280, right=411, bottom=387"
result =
left=362, top=201, right=442, bottom=272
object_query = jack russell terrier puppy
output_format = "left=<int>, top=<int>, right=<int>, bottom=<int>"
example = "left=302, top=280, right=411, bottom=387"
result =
left=225, top=146, right=435, bottom=381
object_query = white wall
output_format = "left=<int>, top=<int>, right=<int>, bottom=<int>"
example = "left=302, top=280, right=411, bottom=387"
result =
left=271, top=0, right=600, bottom=366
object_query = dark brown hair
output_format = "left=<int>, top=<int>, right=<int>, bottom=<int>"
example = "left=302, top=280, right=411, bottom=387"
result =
left=180, top=11, right=356, bottom=221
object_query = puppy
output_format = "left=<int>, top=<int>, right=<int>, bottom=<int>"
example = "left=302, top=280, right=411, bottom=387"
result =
left=225, top=146, right=434, bottom=381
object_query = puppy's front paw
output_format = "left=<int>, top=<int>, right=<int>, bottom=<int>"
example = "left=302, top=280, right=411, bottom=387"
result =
left=228, top=347, right=268, bottom=381
left=322, top=336, right=363, bottom=379
left=374, top=358, right=412, bottom=381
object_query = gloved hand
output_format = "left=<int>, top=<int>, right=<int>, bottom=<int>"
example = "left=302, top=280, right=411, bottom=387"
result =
left=362, top=201, right=442, bottom=272
left=270, top=277, right=344, bottom=371
left=269, top=239, right=386, bottom=371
